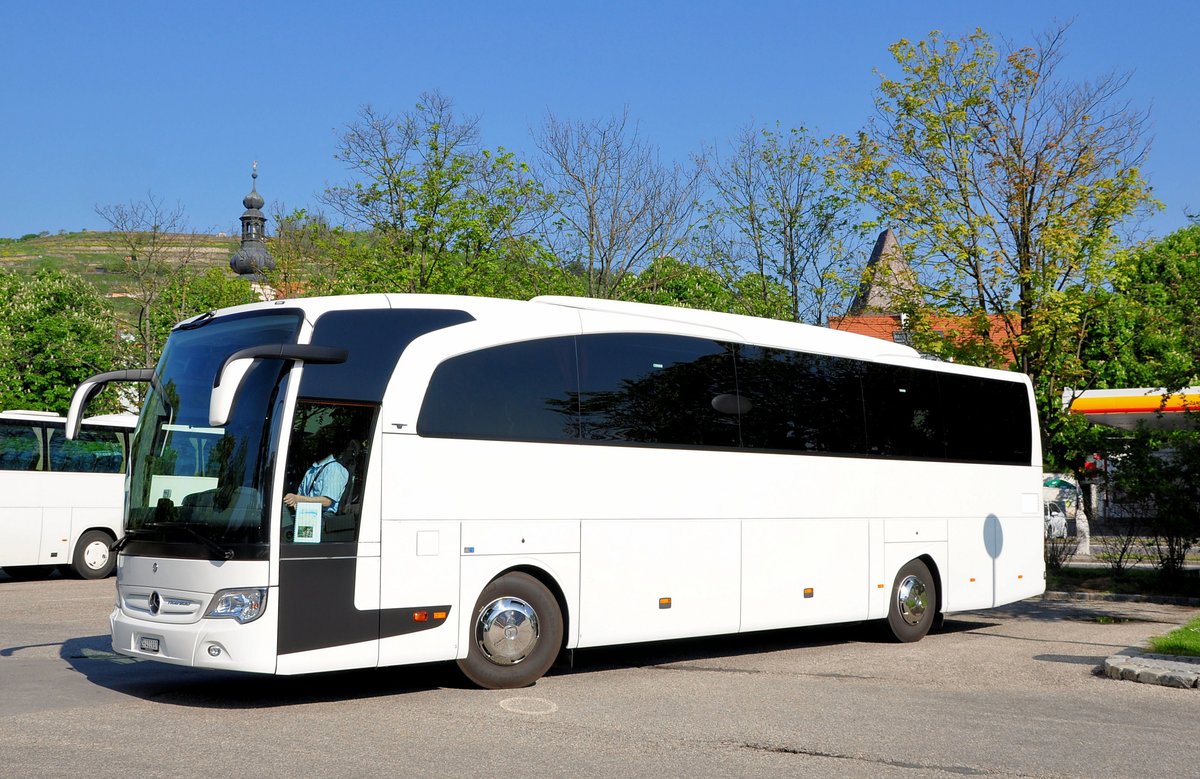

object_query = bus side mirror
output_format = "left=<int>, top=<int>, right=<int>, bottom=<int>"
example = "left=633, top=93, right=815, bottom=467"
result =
left=209, top=344, right=348, bottom=427
left=66, top=369, right=156, bottom=439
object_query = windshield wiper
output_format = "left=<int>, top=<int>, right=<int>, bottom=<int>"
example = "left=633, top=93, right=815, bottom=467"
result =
left=174, top=311, right=215, bottom=331
left=110, top=528, right=152, bottom=553
left=146, top=522, right=236, bottom=560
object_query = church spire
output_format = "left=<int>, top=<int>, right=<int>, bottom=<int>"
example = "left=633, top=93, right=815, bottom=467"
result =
left=229, top=161, right=275, bottom=276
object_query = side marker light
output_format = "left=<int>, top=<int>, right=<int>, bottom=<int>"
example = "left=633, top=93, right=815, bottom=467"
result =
left=413, top=611, right=429, bottom=622
left=659, top=597, right=672, bottom=609
left=803, top=588, right=814, bottom=599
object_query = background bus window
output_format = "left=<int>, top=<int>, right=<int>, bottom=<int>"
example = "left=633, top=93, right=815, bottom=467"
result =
left=47, top=426, right=127, bottom=473
left=0, top=421, right=41, bottom=471
left=283, top=400, right=377, bottom=544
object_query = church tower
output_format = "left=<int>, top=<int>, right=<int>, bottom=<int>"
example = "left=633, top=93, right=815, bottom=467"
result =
left=229, top=161, right=275, bottom=276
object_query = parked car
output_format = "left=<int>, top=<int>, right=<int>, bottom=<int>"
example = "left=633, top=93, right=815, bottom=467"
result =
left=1043, top=502, right=1067, bottom=539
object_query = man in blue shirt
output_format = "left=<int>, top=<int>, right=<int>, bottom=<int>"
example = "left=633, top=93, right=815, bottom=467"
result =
left=284, top=452, right=349, bottom=514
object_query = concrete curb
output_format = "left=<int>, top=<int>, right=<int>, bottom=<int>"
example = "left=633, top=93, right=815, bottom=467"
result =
left=1041, top=591, right=1200, bottom=689
left=1102, top=650, right=1200, bottom=689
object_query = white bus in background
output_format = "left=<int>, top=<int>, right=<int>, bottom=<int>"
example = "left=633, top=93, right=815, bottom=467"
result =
left=67, top=294, right=1045, bottom=688
left=0, top=410, right=135, bottom=580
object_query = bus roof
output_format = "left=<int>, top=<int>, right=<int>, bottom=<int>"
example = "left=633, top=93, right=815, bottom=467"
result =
left=1, top=410, right=137, bottom=428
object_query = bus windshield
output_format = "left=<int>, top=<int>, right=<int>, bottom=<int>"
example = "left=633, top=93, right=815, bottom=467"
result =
left=125, top=310, right=303, bottom=560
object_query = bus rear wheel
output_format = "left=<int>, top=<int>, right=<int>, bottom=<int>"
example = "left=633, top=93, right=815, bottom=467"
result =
left=886, top=558, right=937, bottom=642
left=458, top=572, right=563, bottom=690
left=70, top=530, right=116, bottom=579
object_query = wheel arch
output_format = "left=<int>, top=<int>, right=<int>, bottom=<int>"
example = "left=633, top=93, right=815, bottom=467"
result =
left=490, top=563, right=571, bottom=654
left=78, top=526, right=117, bottom=546
left=915, top=552, right=944, bottom=616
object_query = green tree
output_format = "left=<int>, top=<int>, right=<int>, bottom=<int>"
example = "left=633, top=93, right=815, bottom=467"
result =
left=700, top=123, right=861, bottom=324
left=150, top=267, right=261, bottom=352
left=1110, top=424, right=1200, bottom=578
left=94, top=194, right=201, bottom=367
left=849, top=26, right=1156, bottom=460
left=320, top=93, right=550, bottom=296
left=535, top=108, right=702, bottom=299
left=620, top=256, right=793, bottom=320
left=1083, top=224, right=1200, bottom=392
left=0, top=270, right=128, bottom=413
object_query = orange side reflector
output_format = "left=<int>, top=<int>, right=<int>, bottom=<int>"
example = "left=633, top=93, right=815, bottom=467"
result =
left=659, top=597, right=672, bottom=609
left=803, top=588, right=814, bottom=598
left=433, top=611, right=448, bottom=620
left=1018, top=574, right=1024, bottom=579
left=877, top=583, right=885, bottom=589
left=969, top=577, right=976, bottom=582
left=413, top=611, right=429, bottom=622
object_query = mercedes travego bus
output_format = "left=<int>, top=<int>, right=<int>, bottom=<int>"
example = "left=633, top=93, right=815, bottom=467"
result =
left=67, top=294, right=1045, bottom=689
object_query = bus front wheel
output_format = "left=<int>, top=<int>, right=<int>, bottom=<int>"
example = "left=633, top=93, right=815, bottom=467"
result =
left=458, top=572, right=563, bottom=690
left=886, top=558, right=937, bottom=642
left=70, top=530, right=116, bottom=579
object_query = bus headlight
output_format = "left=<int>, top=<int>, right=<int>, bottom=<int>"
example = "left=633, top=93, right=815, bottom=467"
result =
left=205, top=588, right=268, bottom=624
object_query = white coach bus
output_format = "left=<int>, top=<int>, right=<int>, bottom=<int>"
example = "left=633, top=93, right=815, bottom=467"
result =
left=0, top=410, right=135, bottom=580
left=67, top=294, right=1044, bottom=688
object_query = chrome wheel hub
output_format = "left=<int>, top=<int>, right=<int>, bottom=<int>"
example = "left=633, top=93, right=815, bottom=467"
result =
left=896, top=574, right=928, bottom=626
left=475, top=596, right=539, bottom=665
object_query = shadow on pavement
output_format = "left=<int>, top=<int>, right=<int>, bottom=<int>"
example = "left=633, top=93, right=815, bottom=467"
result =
left=57, top=613, right=1021, bottom=706
left=59, top=634, right=459, bottom=708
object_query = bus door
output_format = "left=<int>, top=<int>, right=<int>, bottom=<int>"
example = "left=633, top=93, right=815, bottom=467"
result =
left=277, top=399, right=380, bottom=672
left=273, top=308, right=473, bottom=673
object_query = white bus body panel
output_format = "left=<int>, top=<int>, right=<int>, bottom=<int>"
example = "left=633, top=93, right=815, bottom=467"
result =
left=577, top=519, right=740, bottom=647
left=741, top=518, right=870, bottom=632
left=378, top=520, right=462, bottom=666
left=386, top=431, right=1043, bottom=655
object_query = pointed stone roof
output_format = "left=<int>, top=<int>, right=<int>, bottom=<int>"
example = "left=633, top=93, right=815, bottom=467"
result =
left=847, top=228, right=917, bottom=315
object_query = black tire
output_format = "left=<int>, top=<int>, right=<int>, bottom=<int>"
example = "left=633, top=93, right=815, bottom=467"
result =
left=1, top=566, right=56, bottom=581
left=70, top=530, right=116, bottom=579
left=886, top=558, right=937, bottom=643
left=457, top=572, right=563, bottom=689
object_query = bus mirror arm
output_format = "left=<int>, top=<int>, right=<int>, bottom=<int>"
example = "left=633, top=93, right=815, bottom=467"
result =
left=209, top=344, right=348, bottom=427
left=65, top=369, right=156, bottom=440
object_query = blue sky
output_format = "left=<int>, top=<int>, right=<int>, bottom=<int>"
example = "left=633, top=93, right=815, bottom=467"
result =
left=3, top=1, right=1197, bottom=240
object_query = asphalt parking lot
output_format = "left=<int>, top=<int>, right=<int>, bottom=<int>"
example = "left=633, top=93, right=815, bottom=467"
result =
left=0, top=573, right=1195, bottom=778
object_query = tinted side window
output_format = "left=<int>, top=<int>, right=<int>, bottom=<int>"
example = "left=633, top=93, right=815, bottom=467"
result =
left=578, top=334, right=740, bottom=448
left=47, top=425, right=127, bottom=473
left=941, top=374, right=1033, bottom=465
left=737, top=347, right=867, bottom=455
left=0, top=421, right=41, bottom=471
left=418, top=337, right=579, bottom=441
left=861, top=363, right=945, bottom=460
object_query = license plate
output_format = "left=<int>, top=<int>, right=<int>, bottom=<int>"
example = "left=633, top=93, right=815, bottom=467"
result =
left=139, top=636, right=161, bottom=653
